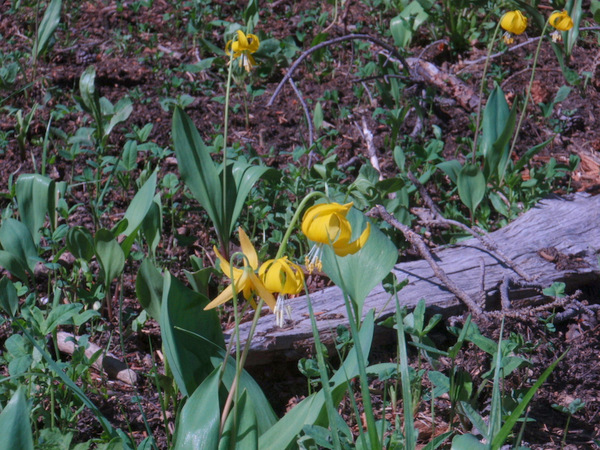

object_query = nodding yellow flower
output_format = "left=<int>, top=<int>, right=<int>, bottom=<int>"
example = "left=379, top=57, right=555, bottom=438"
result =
left=204, top=228, right=276, bottom=311
left=259, top=257, right=305, bottom=327
left=549, top=10, right=574, bottom=42
left=301, top=202, right=371, bottom=273
left=225, top=30, right=260, bottom=72
left=500, top=10, right=528, bottom=45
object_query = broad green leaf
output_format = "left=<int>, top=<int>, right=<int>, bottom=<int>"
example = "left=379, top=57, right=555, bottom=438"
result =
left=66, top=226, right=95, bottom=262
left=226, top=161, right=277, bottom=238
left=437, top=160, right=462, bottom=184
left=451, top=433, right=487, bottom=450
left=514, top=138, right=553, bottom=172
left=136, top=258, right=163, bottom=321
left=219, top=390, right=258, bottom=450
left=173, top=365, right=221, bottom=450
left=5, top=334, right=33, bottom=377
left=172, top=107, right=223, bottom=240
left=41, top=303, right=83, bottom=335
left=16, top=173, right=56, bottom=244
left=33, top=0, right=61, bottom=59
left=259, top=311, right=375, bottom=450
left=0, top=218, right=40, bottom=281
left=481, top=84, right=509, bottom=159
left=95, top=229, right=125, bottom=285
left=321, top=208, right=397, bottom=314
left=79, top=67, right=103, bottom=137
left=0, top=276, right=19, bottom=317
left=121, top=170, right=157, bottom=236
left=457, top=164, right=486, bottom=216
left=105, top=97, right=133, bottom=138
left=0, top=387, right=34, bottom=450
left=160, top=273, right=224, bottom=397
left=141, top=194, right=162, bottom=259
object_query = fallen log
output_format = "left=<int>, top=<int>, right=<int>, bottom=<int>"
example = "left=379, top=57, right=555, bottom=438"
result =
left=231, top=193, right=600, bottom=365
left=56, top=331, right=137, bottom=385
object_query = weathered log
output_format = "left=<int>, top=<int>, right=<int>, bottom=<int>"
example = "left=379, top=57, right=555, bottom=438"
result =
left=56, top=331, right=137, bottom=385
left=231, top=193, right=600, bottom=365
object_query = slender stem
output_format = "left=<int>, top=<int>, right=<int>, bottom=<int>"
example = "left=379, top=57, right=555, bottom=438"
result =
left=274, top=191, right=328, bottom=260
left=471, top=22, right=502, bottom=164
left=503, top=20, right=551, bottom=183
left=222, top=47, right=235, bottom=248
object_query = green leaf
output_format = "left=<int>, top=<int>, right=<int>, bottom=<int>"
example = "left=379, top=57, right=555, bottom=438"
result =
left=219, top=390, right=259, bottom=450
left=66, top=226, right=95, bottom=262
left=41, top=303, right=82, bottom=335
left=136, top=258, right=163, bottom=321
left=79, top=67, right=103, bottom=137
left=491, top=350, right=569, bottom=449
left=0, top=276, right=19, bottom=317
left=0, top=387, right=34, bottom=450
left=0, top=218, right=40, bottom=281
left=141, top=194, right=162, bottom=258
left=451, top=433, right=487, bottom=450
left=94, top=229, right=125, bottom=285
left=5, top=334, right=33, bottom=377
left=457, top=164, right=486, bottom=216
left=33, top=0, right=61, bottom=59
left=121, top=170, right=157, bottom=237
left=172, top=107, right=223, bottom=242
left=16, top=173, right=57, bottom=245
left=481, top=84, right=509, bottom=159
left=104, top=97, right=133, bottom=138
left=321, top=208, right=397, bottom=314
left=259, top=311, right=375, bottom=450
left=173, top=365, right=221, bottom=450
left=160, top=273, right=225, bottom=397
left=437, top=160, right=462, bottom=184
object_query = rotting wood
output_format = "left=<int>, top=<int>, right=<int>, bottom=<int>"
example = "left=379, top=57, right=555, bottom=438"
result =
left=56, top=331, right=137, bottom=385
left=231, top=193, right=600, bottom=365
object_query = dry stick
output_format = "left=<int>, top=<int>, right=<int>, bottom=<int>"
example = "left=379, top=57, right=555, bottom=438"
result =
left=406, top=170, right=533, bottom=282
left=287, top=77, right=315, bottom=164
left=355, top=116, right=382, bottom=179
left=267, top=34, right=411, bottom=107
left=369, top=204, right=484, bottom=316
left=461, top=26, right=600, bottom=68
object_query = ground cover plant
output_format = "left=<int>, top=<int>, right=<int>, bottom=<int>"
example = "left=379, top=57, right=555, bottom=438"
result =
left=1, top=0, right=600, bottom=448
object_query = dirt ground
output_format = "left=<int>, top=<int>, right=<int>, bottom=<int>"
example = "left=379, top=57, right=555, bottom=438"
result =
left=1, top=0, right=600, bottom=448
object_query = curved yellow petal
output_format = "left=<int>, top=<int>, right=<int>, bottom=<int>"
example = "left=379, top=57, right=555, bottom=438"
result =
left=260, top=258, right=304, bottom=295
left=247, top=270, right=277, bottom=310
left=204, top=284, right=234, bottom=310
left=238, top=228, right=258, bottom=269
left=245, top=33, right=260, bottom=52
left=235, top=30, right=249, bottom=49
left=333, top=222, right=371, bottom=256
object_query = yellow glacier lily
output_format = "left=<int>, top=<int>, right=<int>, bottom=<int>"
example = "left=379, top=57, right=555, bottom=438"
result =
left=204, top=227, right=276, bottom=311
left=549, top=10, right=573, bottom=42
left=500, top=10, right=528, bottom=44
left=259, top=257, right=305, bottom=327
left=301, top=202, right=370, bottom=272
left=225, top=30, right=260, bottom=72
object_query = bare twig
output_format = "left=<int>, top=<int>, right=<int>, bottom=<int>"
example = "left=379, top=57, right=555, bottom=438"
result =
left=368, top=204, right=484, bottom=316
left=355, top=116, right=382, bottom=180
left=287, top=77, right=316, bottom=166
left=267, top=34, right=410, bottom=107
left=406, top=170, right=533, bottom=281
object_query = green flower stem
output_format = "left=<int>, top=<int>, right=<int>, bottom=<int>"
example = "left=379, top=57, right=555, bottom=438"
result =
left=222, top=47, right=236, bottom=237
left=471, top=21, right=502, bottom=164
left=503, top=19, right=551, bottom=182
left=275, top=191, right=328, bottom=260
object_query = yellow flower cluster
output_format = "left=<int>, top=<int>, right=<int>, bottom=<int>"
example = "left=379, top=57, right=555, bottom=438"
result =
left=499, top=9, right=574, bottom=45
left=205, top=202, right=371, bottom=327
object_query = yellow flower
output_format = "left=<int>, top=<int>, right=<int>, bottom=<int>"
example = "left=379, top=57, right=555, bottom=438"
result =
left=259, top=257, right=305, bottom=327
left=500, top=10, right=527, bottom=45
left=259, top=257, right=305, bottom=295
left=550, top=10, right=574, bottom=31
left=301, top=202, right=371, bottom=272
left=225, top=30, right=260, bottom=72
left=204, top=228, right=276, bottom=311
left=549, top=10, right=573, bottom=42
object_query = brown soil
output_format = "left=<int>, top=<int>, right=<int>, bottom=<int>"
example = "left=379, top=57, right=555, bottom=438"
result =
left=1, top=0, right=600, bottom=448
